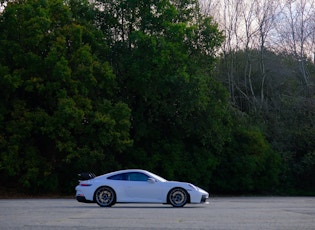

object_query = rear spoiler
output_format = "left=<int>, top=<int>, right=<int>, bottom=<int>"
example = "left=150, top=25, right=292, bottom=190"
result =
left=78, top=172, right=96, bottom=180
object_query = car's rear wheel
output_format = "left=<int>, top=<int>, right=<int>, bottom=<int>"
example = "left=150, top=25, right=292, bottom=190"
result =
left=95, top=186, right=116, bottom=207
left=168, top=188, right=188, bottom=207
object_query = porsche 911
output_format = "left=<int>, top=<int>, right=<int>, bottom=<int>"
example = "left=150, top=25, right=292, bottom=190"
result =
left=75, top=169, right=209, bottom=207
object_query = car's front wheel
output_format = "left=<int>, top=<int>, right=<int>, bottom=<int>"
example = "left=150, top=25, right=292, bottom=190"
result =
left=94, top=186, right=116, bottom=207
left=168, top=188, right=188, bottom=207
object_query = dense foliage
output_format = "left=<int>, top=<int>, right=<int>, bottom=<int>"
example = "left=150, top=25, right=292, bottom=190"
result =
left=0, top=0, right=132, bottom=193
left=216, top=49, right=315, bottom=194
left=0, top=0, right=313, bottom=195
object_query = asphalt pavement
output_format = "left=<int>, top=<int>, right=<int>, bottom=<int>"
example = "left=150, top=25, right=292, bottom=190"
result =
left=0, top=197, right=314, bottom=229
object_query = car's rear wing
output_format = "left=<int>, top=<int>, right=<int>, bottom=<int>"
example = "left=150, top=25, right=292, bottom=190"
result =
left=78, top=172, right=96, bottom=180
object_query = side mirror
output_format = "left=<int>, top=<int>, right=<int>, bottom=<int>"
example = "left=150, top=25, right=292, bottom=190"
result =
left=147, top=178, right=156, bottom=183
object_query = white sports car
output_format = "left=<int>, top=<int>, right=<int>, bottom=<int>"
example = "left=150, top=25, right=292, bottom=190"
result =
left=75, top=169, right=209, bottom=207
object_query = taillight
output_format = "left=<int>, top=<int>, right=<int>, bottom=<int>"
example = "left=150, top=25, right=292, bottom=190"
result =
left=80, top=183, right=92, bottom=186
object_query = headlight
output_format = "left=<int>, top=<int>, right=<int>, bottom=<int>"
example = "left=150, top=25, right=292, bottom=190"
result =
left=188, top=183, right=198, bottom=191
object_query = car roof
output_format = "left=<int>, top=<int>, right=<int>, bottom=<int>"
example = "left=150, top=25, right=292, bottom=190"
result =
left=97, top=169, right=167, bottom=182
left=102, top=169, right=150, bottom=177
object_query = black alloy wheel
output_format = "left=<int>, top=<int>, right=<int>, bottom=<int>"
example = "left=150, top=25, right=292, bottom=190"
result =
left=94, top=186, right=116, bottom=207
left=168, top=188, right=188, bottom=207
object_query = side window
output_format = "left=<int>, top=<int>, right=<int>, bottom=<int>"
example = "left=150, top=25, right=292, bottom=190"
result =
left=108, top=173, right=127, bottom=180
left=128, top=172, right=149, bottom=181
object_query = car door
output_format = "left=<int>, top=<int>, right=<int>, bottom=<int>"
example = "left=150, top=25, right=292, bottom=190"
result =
left=124, top=172, right=164, bottom=202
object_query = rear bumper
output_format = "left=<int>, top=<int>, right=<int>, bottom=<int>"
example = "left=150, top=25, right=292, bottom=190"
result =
left=76, top=195, right=94, bottom=203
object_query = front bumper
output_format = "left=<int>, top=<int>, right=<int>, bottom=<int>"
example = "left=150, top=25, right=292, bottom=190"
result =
left=188, top=188, right=209, bottom=204
left=200, top=195, right=208, bottom=203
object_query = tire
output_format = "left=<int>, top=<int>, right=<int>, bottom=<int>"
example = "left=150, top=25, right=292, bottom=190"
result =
left=168, top=188, right=188, bottom=207
left=94, top=186, right=116, bottom=207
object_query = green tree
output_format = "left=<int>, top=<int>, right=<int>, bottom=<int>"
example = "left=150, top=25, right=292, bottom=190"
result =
left=216, top=47, right=315, bottom=194
left=0, top=0, right=131, bottom=193
left=212, top=120, right=281, bottom=194
left=95, top=0, right=230, bottom=188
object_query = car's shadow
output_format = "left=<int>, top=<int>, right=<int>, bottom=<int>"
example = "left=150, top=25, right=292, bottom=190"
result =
left=72, top=204, right=208, bottom=209
left=112, top=205, right=206, bottom=209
